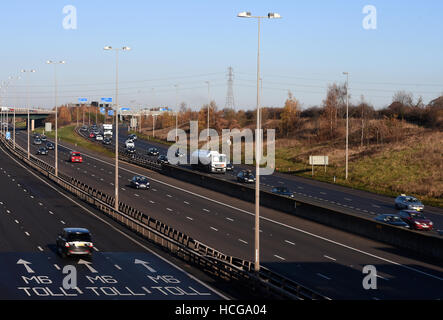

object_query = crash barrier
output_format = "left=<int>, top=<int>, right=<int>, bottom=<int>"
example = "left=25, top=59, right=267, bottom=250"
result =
left=77, top=128, right=443, bottom=261
left=0, top=135, right=328, bottom=300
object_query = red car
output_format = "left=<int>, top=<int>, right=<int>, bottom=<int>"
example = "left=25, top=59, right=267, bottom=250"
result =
left=89, top=132, right=95, bottom=138
left=69, top=152, right=83, bottom=163
left=399, top=210, right=433, bottom=231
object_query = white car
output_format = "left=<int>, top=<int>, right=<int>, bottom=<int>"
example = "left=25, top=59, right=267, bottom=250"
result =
left=125, top=139, right=135, bottom=148
left=95, top=134, right=103, bottom=141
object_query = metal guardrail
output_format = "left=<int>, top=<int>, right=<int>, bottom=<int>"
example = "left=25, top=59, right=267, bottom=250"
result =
left=0, top=134, right=329, bottom=300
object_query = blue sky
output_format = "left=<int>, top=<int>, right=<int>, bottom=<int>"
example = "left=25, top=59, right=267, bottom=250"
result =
left=1, top=0, right=442, bottom=110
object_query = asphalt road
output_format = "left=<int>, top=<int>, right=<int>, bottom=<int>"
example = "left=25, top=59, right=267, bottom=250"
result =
left=114, top=126, right=443, bottom=232
left=11, top=128, right=443, bottom=299
left=0, top=141, right=227, bottom=300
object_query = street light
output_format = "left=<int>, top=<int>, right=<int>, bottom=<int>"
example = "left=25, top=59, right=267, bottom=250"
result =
left=104, top=45, right=131, bottom=211
left=47, top=60, right=66, bottom=177
left=21, top=69, right=36, bottom=159
left=237, top=11, right=281, bottom=272
left=343, top=72, right=349, bottom=181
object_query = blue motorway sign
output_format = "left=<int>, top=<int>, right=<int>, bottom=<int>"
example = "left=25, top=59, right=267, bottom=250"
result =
left=100, top=108, right=105, bottom=114
left=120, top=107, right=130, bottom=111
left=108, top=110, right=114, bottom=116
left=6, top=132, right=10, bottom=140
left=101, top=98, right=113, bottom=103
left=78, top=98, right=88, bottom=103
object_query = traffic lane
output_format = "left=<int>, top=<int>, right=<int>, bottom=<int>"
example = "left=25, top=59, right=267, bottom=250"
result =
left=0, top=146, right=225, bottom=300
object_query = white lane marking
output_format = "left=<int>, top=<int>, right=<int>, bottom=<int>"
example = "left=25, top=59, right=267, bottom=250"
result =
left=274, top=255, right=286, bottom=261
left=167, top=194, right=172, bottom=198
left=285, top=240, right=295, bottom=246
left=54, top=264, right=61, bottom=270
left=238, top=239, right=248, bottom=245
left=121, top=188, right=126, bottom=191
left=166, top=208, right=173, bottom=212
left=60, top=221, right=66, bottom=225
left=324, top=255, right=337, bottom=262
left=114, top=264, right=122, bottom=270
left=25, top=232, right=30, bottom=236
left=134, top=194, right=140, bottom=197
left=226, top=217, right=234, bottom=222
left=203, top=209, right=210, bottom=213
left=317, top=273, right=331, bottom=280
left=186, top=216, right=194, bottom=221
left=14, top=220, right=19, bottom=224
left=184, top=201, right=190, bottom=205
left=344, top=198, right=353, bottom=201
left=149, top=200, right=155, bottom=204
left=372, top=205, right=381, bottom=208
left=38, top=246, right=44, bottom=252
left=210, top=227, right=218, bottom=232
left=50, top=140, right=443, bottom=282
left=49, top=211, right=54, bottom=215
left=6, top=210, right=11, bottom=214
left=93, top=247, right=99, bottom=252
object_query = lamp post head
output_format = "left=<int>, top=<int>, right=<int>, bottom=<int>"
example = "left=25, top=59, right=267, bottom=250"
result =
left=122, top=46, right=131, bottom=51
left=104, top=46, right=113, bottom=50
left=268, top=12, right=281, bottom=19
left=237, top=11, right=252, bottom=18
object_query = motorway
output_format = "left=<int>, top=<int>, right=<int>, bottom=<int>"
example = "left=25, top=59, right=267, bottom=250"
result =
left=0, top=139, right=227, bottom=300
left=9, top=127, right=443, bottom=299
left=116, top=126, right=443, bottom=232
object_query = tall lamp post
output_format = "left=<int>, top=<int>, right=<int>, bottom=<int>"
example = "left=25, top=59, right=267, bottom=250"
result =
left=21, top=69, right=36, bottom=159
left=343, top=72, right=349, bottom=181
left=46, top=61, right=66, bottom=177
left=237, top=11, right=281, bottom=272
left=104, top=45, right=131, bottom=211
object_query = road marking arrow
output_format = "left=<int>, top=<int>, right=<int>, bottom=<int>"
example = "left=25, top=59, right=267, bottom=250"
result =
left=134, top=259, right=157, bottom=273
left=17, top=259, right=35, bottom=273
left=78, top=259, right=98, bottom=273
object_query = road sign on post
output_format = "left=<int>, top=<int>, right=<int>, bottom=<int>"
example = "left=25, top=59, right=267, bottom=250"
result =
left=309, top=156, right=329, bottom=176
left=78, top=98, right=88, bottom=103
left=101, top=98, right=113, bottom=103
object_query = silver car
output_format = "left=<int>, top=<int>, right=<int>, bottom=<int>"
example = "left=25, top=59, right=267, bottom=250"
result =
left=395, top=194, right=424, bottom=211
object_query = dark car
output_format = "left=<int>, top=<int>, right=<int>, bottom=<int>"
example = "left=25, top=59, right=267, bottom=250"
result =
left=46, top=142, right=55, bottom=150
left=237, top=170, right=256, bottom=183
left=128, top=134, right=137, bottom=141
left=40, top=135, right=47, bottom=142
left=398, top=210, right=433, bottom=231
left=125, top=147, right=136, bottom=155
left=130, top=176, right=150, bottom=189
left=147, top=147, right=159, bottom=156
left=102, top=137, right=112, bottom=145
left=80, top=126, right=88, bottom=132
left=56, top=228, right=94, bottom=258
left=271, top=186, right=294, bottom=198
left=157, top=155, right=169, bottom=165
left=36, top=147, right=48, bottom=155
left=226, top=163, right=234, bottom=171
left=375, top=214, right=410, bottom=229
left=33, top=138, right=42, bottom=145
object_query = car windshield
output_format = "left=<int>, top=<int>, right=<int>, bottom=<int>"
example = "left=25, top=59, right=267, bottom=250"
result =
left=405, top=197, right=418, bottom=203
left=410, top=212, right=425, bottom=219
left=137, top=177, right=148, bottom=184
left=67, top=233, right=91, bottom=242
left=72, top=153, right=81, bottom=156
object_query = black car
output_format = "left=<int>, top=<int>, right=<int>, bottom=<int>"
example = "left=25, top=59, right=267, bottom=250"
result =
left=40, top=135, right=47, bottom=142
left=33, top=138, right=42, bottom=145
left=125, top=147, right=136, bottom=154
left=147, top=147, right=159, bottom=156
left=36, top=147, right=48, bottom=155
left=130, top=176, right=150, bottom=189
left=80, top=126, right=88, bottom=132
left=375, top=214, right=410, bottom=229
left=271, top=186, right=294, bottom=198
left=226, top=163, right=234, bottom=171
left=128, top=134, right=137, bottom=141
left=46, top=142, right=55, bottom=150
left=56, top=228, right=94, bottom=258
left=157, top=155, right=169, bottom=165
left=102, top=137, right=112, bottom=145
left=237, top=170, right=256, bottom=183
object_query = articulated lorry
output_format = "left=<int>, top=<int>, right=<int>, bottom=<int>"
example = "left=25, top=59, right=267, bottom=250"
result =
left=190, top=149, right=227, bottom=173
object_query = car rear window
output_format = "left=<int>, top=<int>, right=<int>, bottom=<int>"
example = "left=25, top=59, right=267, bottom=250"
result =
left=67, top=233, right=91, bottom=242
